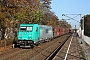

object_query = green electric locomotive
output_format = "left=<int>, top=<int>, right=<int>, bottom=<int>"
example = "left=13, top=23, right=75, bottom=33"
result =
left=13, top=24, right=53, bottom=48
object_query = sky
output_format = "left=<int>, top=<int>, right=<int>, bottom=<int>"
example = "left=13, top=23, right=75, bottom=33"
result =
left=51, top=0, right=90, bottom=29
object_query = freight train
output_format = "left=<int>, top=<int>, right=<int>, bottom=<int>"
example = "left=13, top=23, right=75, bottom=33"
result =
left=13, top=24, right=71, bottom=48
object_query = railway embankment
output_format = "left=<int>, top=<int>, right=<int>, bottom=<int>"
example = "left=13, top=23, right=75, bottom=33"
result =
left=0, top=34, right=70, bottom=60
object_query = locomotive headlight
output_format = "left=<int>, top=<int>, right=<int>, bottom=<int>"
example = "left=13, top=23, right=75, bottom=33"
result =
left=19, top=41, right=22, bottom=43
left=19, top=37, right=22, bottom=39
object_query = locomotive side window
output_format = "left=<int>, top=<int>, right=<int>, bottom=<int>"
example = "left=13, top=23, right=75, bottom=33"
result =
left=20, top=27, right=26, bottom=31
left=36, top=27, right=38, bottom=32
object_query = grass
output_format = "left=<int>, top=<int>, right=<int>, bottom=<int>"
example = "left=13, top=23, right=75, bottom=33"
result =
left=2, top=58, right=4, bottom=60
left=80, top=47, right=87, bottom=60
left=85, top=42, right=90, bottom=46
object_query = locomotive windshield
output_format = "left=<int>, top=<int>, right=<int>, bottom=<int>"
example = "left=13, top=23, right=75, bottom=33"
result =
left=20, top=26, right=33, bottom=31
left=20, top=27, right=26, bottom=31
left=27, top=26, right=33, bottom=31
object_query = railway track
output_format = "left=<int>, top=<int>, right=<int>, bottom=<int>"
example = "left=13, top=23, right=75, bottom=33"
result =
left=53, top=33, right=83, bottom=60
left=0, top=34, right=71, bottom=60
left=23, top=34, right=71, bottom=60
left=45, top=35, right=71, bottom=60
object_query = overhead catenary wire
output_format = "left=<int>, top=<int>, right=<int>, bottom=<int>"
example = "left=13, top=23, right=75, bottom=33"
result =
left=51, top=1, right=63, bottom=19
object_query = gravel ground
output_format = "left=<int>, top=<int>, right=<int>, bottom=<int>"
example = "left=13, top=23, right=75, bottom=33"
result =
left=77, top=37, right=90, bottom=60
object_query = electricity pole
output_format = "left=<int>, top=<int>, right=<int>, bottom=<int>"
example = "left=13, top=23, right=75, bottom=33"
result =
left=62, top=14, right=84, bottom=43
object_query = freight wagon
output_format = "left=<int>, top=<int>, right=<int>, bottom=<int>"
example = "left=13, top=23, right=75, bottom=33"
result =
left=52, top=27, right=66, bottom=38
left=52, top=26, right=59, bottom=38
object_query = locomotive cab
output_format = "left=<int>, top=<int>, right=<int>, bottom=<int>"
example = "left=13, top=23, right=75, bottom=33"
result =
left=15, top=24, right=40, bottom=48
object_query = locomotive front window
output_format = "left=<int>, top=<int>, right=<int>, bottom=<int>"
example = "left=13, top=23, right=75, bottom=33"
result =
left=27, top=27, right=33, bottom=31
left=20, top=27, right=26, bottom=31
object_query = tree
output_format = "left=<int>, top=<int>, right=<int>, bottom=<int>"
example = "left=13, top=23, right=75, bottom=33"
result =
left=42, top=11, right=59, bottom=26
left=83, top=14, right=90, bottom=36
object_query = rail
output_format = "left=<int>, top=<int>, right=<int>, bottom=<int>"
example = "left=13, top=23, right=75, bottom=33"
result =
left=45, top=35, right=71, bottom=60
